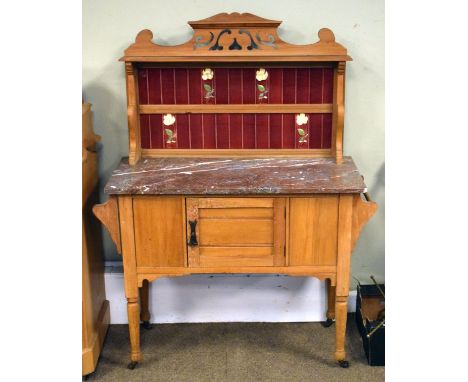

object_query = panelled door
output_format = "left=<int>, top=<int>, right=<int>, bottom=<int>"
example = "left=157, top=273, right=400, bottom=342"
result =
left=186, top=198, right=286, bottom=267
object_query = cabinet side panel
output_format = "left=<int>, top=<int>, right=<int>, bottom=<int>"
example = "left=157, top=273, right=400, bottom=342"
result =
left=133, top=197, right=185, bottom=267
left=289, top=196, right=339, bottom=266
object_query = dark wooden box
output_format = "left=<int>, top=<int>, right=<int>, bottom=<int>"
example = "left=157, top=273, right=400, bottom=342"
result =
left=355, top=284, right=385, bottom=366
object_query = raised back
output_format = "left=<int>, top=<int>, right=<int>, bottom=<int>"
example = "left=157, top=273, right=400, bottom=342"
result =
left=122, top=13, right=350, bottom=165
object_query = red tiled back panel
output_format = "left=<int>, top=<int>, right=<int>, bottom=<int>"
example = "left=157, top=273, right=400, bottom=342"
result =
left=138, top=67, right=334, bottom=105
left=140, top=113, right=332, bottom=150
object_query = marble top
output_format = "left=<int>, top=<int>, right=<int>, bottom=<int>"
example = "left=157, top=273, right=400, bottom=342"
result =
left=104, top=157, right=367, bottom=195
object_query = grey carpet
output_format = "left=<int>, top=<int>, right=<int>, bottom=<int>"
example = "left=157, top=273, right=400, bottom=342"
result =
left=87, top=314, right=384, bottom=382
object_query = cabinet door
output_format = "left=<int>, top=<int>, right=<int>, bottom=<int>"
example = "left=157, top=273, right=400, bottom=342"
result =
left=133, top=197, right=186, bottom=267
left=187, top=198, right=286, bottom=267
left=289, top=196, right=339, bottom=266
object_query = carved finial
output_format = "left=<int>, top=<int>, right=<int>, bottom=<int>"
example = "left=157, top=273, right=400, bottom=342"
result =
left=318, top=28, right=335, bottom=43
left=135, top=29, right=153, bottom=43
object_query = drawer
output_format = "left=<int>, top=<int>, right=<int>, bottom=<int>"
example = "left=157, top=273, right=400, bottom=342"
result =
left=186, top=198, right=286, bottom=267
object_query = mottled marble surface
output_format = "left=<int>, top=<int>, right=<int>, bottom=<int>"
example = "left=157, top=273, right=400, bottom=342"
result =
left=104, top=157, right=367, bottom=195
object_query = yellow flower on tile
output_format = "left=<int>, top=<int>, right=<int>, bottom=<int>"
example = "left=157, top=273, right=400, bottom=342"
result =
left=201, top=68, right=214, bottom=80
left=163, top=113, right=176, bottom=126
left=296, top=113, right=308, bottom=126
left=256, top=68, right=268, bottom=81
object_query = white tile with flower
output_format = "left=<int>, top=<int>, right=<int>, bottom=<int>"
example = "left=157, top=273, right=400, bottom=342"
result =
left=163, top=113, right=177, bottom=145
left=201, top=68, right=215, bottom=101
left=256, top=68, right=269, bottom=102
left=296, top=113, right=309, bottom=145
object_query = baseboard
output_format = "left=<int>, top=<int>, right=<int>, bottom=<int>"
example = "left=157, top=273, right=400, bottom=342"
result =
left=104, top=263, right=356, bottom=324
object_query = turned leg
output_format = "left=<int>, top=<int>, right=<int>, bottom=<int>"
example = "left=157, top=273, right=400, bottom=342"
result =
left=127, top=297, right=141, bottom=368
left=139, top=279, right=152, bottom=329
left=335, top=296, right=349, bottom=368
left=322, top=279, right=336, bottom=327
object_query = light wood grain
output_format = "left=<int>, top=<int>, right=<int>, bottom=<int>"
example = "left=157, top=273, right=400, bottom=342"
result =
left=288, top=196, right=339, bottom=266
left=118, top=196, right=141, bottom=362
left=92, top=196, right=121, bottom=254
left=139, top=104, right=333, bottom=114
left=133, top=197, right=185, bottom=267
left=125, top=63, right=141, bottom=166
left=334, top=195, right=353, bottom=362
left=334, top=62, right=346, bottom=163
left=141, top=149, right=333, bottom=158
left=187, top=197, right=285, bottom=267
left=199, top=219, right=273, bottom=246
left=351, top=193, right=378, bottom=250
left=335, top=296, right=348, bottom=361
left=82, top=111, right=109, bottom=374
left=122, top=13, right=351, bottom=63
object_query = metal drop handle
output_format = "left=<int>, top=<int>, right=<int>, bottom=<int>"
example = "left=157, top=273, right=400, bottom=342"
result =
left=188, top=220, right=198, bottom=247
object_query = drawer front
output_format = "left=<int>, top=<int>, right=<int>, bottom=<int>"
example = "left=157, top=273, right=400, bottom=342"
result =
left=187, top=198, right=286, bottom=267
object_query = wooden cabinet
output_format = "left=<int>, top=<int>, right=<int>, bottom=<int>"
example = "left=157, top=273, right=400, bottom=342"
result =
left=93, top=12, right=378, bottom=371
left=82, top=103, right=109, bottom=376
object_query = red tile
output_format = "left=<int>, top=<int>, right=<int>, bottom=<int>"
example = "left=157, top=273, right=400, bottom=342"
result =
left=268, top=68, right=282, bottom=104
left=309, top=68, right=323, bottom=103
left=255, top=114, right=269, bottom=149
left=323, top=68, right=334, bottom=103
left=242, top=114, right=256, bottom=148
left=149, top=114, right=163, bottom=149
left=189, top=114, right=203, bottom=148
left=188, top=69, right=202, bottom=104
left=140, top=114, right=150, bottom=148
left=229, top=69, right=242, bottom=104
left=229, top=114, right=243, bottom=148
left=308, top=113, right=322, bottom=149
left=148, top=68, right=162, bottom=104
left=242, top=69, right=256, bottom=104
left=282, top=69, right=296, bottom=104
left=161, top=68, right=175, bottom=104
left=137, top=69, right=149, bottom=105
left=202, top=114, right=216, bottom=148
left=282, top=114, right=295, bottom=148
left=322, top=113, right=333, bottom=148
left=216, top=114, right=230, bottom=148
left=176, top=114, right=190, bottom=148
left=296, top=68, right=310, bottom=104
left=269, top=114, right=283, bottom=148
left=215, top=68, right=229, bottom=104
left=174, top=69, right=189, bottom=104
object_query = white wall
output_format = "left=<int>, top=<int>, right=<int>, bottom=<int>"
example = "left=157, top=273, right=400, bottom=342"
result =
left=104, top=265, right=357, bottom=324
left=83, top=0, right=384, bottom=322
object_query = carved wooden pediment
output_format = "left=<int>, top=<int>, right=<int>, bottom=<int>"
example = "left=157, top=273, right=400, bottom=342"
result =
left=122, top=12, right=351, bottom=62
